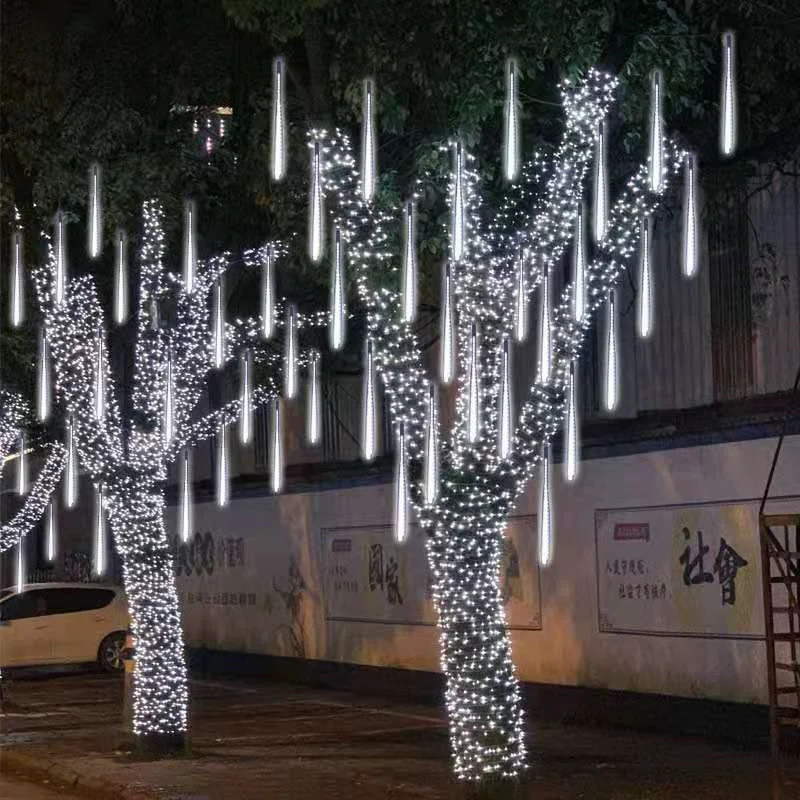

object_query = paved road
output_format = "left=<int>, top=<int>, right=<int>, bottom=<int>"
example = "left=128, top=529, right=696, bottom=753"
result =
left=0, top=775, right=81, bottom=799
left=2, top=670, right=799, bottom=799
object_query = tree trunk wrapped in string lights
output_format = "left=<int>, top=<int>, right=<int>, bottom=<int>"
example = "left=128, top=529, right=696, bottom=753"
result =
left=313, top=67, right=693, bottom=781
left=33, top=200, right=322, bottom=750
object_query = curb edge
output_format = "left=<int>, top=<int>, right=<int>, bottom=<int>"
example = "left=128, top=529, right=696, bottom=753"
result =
left=0, top=748, right=159, bottom=800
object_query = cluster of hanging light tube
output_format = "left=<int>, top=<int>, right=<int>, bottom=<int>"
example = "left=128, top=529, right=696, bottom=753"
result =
left=11, top=185, right=324, bottom=590
left=3, top=30, right=736, bottom=592
left=286, top=30, right=737, bottom=558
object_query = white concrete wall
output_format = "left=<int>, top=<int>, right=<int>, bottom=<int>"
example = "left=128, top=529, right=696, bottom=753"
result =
left=172, top=432, right=800, bottom=705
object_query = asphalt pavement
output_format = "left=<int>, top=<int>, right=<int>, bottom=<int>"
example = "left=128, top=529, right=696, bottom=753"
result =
left=0, top=774, right=82, bottom=799
left=1, top=670, right=799, bottom=799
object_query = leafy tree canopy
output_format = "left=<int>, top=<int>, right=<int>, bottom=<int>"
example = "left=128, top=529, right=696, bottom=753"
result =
left=2, top=0, right=799, bottom=379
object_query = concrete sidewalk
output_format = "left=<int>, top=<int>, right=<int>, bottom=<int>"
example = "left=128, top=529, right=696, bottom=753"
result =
left=1, top=671, right=798, bottom=799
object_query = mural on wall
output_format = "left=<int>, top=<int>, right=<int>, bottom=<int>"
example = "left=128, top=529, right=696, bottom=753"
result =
left=595, top=501, right=764, bottom=639
left=750, top=241, right=789, bottom=329
left=322, top=515, right=542, bottom=630
left=169, top=523, right=314, bottom=658
left=273, top=557, right=308, bottom=658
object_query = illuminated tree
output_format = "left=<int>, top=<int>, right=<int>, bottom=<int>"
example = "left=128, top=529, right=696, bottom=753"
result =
left=0, top=390, right=65, bottom=562
left=32, top=201, right=322, bottom=749
left=312, top=64, right=698, bottom=782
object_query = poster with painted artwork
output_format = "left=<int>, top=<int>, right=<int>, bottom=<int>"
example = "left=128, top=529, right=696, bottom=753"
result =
left=595, top=502, right=764, bottom=639
left=167, top=497, right=316, bottom=659
left=322, top=515, right=541, bottom=630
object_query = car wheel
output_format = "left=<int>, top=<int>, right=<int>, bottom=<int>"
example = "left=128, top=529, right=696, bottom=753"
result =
left=98, top=631, right=126, bottom=672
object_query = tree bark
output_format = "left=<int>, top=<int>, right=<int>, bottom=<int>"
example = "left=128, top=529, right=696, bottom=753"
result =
left=107, top=481, right=188, bottom=753
left=426, top=498, right=526, bottom=782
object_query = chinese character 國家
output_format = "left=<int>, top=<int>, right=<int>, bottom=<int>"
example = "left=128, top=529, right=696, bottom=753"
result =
left=713, top=537, right=748, bottom=606
left=679, top=528, right=714, bottom=586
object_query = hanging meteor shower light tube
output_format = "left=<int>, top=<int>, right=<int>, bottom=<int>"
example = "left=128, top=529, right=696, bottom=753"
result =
left=37, top=327, right=52, bottom=422
left=114, top=229, right=129, bottom=325
left=503, top=57, right=521, bottom=183
left=10, top=230, right=24, bottom=328
left=271, top=56, right=288, bottom=181
left=360, top=78, right=378, bottom=203
left=87, top=162, right=103, bottom=259
left=498, top=334, right=514, bottom=459
left=401, top=201, right=418, bottom=324
left=720, top=30, right=737, bottom=158
left=648, top=69, right=664, bottom=194
left=261, top=243, right=276, bottom=339
left=682, top=153, right=699, bottom=278
left=270, top=397, right=285, bottom=494
left=307, top=350, right=322, bottom=446
left=94, top=326, right=106, bottom=422
left=538, top=447, right=554, bottom=566
left=212, top=275, right=226, bottom=369
left=330, top=226, right=347, bottom=351
left=572, top=203, right=587, bottom=322
left=593, top=120, right=609, bottom=242
left=513, top=248, right=528, bottom=343
left=393, top=422, right=410, bottom=544
left=239, top=348, right=253, bottom=446
left=564, top=360, right=580, bottom=483
left=164, top=346, right=175, bottom=444
left=93, top=484, right=107, bottom=576
left=179, top=449, right=194, bottom=544
left=423, top=383, right=439, bottom=506
left=451, top=142, right=466, bottom=261
left=537, top=263, right=552, bottom=383
left=637, top=215, right=654, bottom=339
left=361, top=338, right=378, bottom=462
left=17, top=432, right=28, bottom=496
left=309, top=141, right=325, bottom=262
left=45, top=499, right=58, bottom=562
left=54, top=211, right=68, bottom=306
left=284, top=303, right=298, bottom=400
left=466, top=321, right=482, bottom=444
left=16, top=541, right=25, bottom=594
left=440, top=263, right=456, bottom=384
left=183, top=199, right=197, bottom=293
left=216, top=423, right=230, bottom=508
left=64, top=415, right=78, bottom=509
left=604, top=290, right=619, bottom=412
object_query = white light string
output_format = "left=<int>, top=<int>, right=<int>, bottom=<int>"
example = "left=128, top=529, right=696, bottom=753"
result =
left=30, top=195, right=320, bottom=745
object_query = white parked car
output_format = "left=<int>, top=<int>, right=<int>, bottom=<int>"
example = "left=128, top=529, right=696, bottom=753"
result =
left=0, top=583, right=130, bottom=672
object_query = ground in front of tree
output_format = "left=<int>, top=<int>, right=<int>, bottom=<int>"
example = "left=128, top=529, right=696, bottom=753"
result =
left=1, top=671, right=798, bottom=799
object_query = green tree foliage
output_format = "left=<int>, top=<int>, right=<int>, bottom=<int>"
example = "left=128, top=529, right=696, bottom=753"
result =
left=221, top=0, right=800, bottom=327
left=222, top=0, right=800, bottom=167
left=3, top=0, right=799, bottom=375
